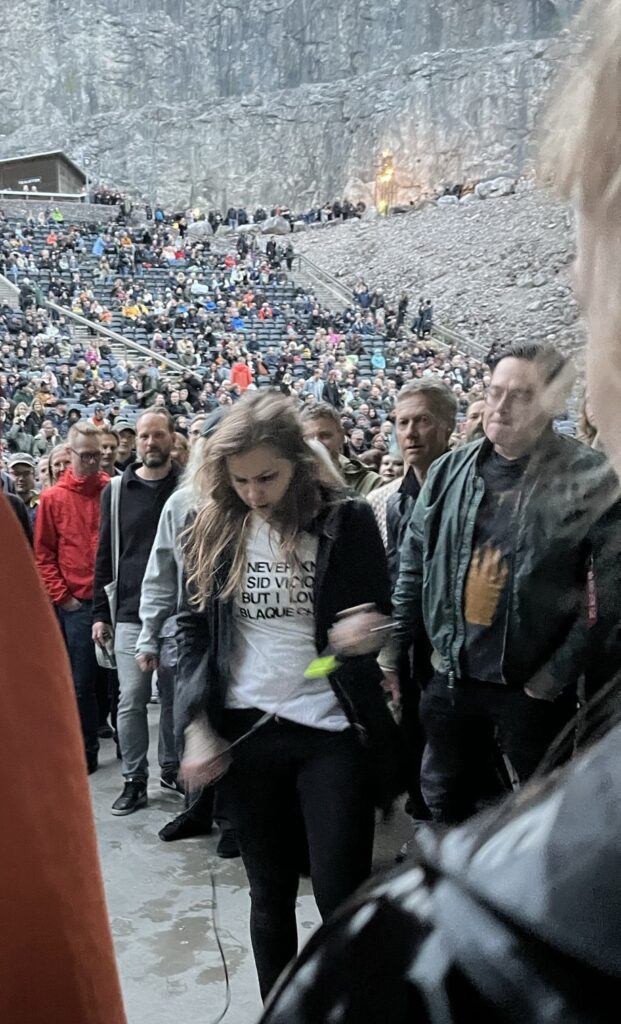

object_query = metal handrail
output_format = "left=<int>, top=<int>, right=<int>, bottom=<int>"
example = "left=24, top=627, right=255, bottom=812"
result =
left=294, top=253, right=352, bottom=307
left=195, top=233, right=486, bottom=361
left=44, top=300, right=187, bottom=373
left=294, top=253, right=484, bottom=357
left=1, top=270, right=186, bottom=373
left=432, top=321, right=488, bottom=360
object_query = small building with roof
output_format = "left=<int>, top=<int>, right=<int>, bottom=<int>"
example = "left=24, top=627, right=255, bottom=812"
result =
left=0, top=151, right=86, bottom=194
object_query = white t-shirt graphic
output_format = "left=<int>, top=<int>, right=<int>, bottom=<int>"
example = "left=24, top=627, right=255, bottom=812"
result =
left=226, top=513, right=349, bottom=731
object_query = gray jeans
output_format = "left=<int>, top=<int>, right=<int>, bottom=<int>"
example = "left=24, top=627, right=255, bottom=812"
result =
left=114, top=621, right=178, bottom=781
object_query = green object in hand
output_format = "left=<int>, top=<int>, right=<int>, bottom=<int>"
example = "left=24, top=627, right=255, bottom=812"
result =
left=304, top=655, right=342, bottom=679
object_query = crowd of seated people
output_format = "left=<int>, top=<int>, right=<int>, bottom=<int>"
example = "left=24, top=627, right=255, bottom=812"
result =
left=0, top=206, right=580, bottom=506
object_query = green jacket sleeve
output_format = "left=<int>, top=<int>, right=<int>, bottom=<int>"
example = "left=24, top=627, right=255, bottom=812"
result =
left=528, top=486, right=621, bottom=699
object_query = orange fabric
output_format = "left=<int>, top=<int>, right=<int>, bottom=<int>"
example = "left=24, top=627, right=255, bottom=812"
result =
left=0, top=496, right=126, bottom=1024
left=230, top=362, right=253, bottom=390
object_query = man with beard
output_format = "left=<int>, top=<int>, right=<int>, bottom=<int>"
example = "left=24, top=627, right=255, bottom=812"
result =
left=93, top=410, right=181, bottom=815
left=463, top=398, right=486, bottom=442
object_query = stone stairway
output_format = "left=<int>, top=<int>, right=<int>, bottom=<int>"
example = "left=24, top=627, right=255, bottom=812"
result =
left=0, top=273, right=20, bottom=310
left=71, top=317, right=182, bottom=378
left=71, top=319, right=124, bottom=362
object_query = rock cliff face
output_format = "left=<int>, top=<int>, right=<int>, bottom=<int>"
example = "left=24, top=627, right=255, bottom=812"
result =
left=0, top=0, right=582, bottom=207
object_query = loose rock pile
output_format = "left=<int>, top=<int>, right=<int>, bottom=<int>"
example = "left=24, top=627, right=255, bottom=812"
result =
left=293, top=190, right=585, bottom=367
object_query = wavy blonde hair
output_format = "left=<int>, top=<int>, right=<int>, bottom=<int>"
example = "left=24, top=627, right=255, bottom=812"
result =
left=541, top=0, right=621, bottom=478
left=183, top=392, right=343, bottom=607
left=540, top=0, right=621, bottom=218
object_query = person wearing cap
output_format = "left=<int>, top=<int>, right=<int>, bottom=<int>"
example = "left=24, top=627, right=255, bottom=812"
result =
left=0, top=474, right=32, bottom=544
left=90, top=405, right=109, bottom=430
left=113, top=419, right=136, bottom=471
left=8, top=453, right=39, bottom=527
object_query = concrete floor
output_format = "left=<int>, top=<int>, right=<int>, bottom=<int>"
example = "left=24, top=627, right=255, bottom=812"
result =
left=92, top=706, right=409, bottom=1024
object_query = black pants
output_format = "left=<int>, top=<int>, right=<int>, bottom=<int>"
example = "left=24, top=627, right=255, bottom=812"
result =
left=219, top=710, right=375, bottom=1000
left=95, top=666, right=119, bottom=730
left=57, top=600, right=99, bottom=760
left=419, top=674, right=575, bottom=824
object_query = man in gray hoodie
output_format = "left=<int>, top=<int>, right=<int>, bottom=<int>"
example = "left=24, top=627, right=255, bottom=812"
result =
left=136, top=410, right=240, bottom=856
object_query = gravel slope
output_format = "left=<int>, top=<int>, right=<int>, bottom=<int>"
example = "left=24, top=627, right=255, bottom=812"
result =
left=293, top=190, right=585, bottom=367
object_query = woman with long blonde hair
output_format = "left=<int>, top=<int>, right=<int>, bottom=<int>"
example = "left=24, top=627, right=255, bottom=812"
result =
left=176, top=392, right=402, bottom=1000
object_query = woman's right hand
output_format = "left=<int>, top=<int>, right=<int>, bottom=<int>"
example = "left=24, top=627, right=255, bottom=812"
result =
left=180, top=716, right=233, bottom=791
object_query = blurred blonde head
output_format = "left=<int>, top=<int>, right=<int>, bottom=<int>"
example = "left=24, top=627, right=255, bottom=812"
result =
left=542, top=0, right=621, bottom=476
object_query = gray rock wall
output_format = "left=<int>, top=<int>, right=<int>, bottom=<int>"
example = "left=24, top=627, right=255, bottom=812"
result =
left=0, top=0, right=582, bottom=207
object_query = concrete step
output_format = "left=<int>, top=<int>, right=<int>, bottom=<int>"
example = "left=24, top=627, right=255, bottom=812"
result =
left=0, top=273, right=20, bottom=310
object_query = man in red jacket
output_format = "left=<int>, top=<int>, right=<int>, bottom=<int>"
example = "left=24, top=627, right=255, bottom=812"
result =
left=35, top=421, right=109, bottom=772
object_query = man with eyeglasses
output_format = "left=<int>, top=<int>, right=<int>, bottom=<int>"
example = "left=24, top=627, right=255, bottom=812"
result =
left=381, top=341, right=620, bottom=824
left=35, top=422, right=109, bottom=773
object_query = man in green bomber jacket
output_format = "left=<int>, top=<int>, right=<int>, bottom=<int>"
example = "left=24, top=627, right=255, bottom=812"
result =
left=381, top=341, right=621, bottom=824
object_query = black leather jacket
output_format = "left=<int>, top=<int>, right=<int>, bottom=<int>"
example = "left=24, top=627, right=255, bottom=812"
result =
left=388, top=433, right=621, bottom=698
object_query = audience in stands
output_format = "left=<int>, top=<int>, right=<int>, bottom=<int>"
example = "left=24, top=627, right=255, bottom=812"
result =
left=1, top=205, right=577, bottom=501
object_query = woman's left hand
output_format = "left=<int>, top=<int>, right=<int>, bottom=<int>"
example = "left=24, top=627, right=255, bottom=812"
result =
left=329, top=604, right=393, bottom=657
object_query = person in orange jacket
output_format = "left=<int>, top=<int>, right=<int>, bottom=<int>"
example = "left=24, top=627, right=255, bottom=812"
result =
left=230, top=355, right=254, bottom=391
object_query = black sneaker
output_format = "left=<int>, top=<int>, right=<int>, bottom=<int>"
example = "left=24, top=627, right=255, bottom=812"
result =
left=111, top=780, right=148, bottom=816
left=98, top=723, right=114, bottom=739
left=86, top=755, right=99, bottom=775
left=216, top=828, right=241, bottom=859
left=160, top=771, right=184, bottom=796
left=158, top=809, right=214, bottom=843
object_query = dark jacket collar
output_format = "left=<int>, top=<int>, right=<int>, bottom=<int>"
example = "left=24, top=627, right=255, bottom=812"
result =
left=398, top=466, right=422, bottom=500
left=308, top=487, right=354, bottom=540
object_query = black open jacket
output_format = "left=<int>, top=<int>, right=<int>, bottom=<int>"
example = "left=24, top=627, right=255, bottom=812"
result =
left=176, top=492, right=405, bottom=810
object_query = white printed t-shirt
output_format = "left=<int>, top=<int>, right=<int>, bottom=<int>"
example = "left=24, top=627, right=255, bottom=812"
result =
left=226, top=513, right=349, bottom=732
